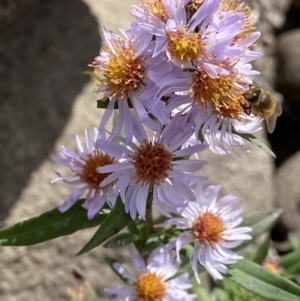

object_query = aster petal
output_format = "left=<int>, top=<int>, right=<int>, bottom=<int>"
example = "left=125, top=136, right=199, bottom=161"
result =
left=153, top=187, right=173, bottom=217
left=96, top=140, right=133, bottom=157
left=75, top=134, right=84, bottom=154
left=85, top=128, right=94, bottom=152
left=173, top=159, right=207, bottom=172
left=136, top=183, right=149, bottom=219
left=98, top=162, right=132, bottom=174
left=165, top=217, right=192, bottom=229
left=176, top=232, right=193, bottom=260
left=86, top=192, right=105, bottom=220
left=129, top=184, right=141, bottom=219
left=99, top=98, right=115, bottom=129
left=112, top=262, right=137, bottom=282
left=99, top=168, right=128, bottom=187
left=174, top=144, right=208, bottom=157
left=130, top=247, right=146, bottom=273
left=59, top=186, right=87, bottom=213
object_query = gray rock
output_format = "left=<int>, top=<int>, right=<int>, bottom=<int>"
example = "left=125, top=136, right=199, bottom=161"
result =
left=276, top=29, right=300, bottom=100
left=0, top=0, right=36, bottom=29
left=0, top=0, right=100, bottom=221
left=275, top=151, right=300, bottom=230
left=199, top=131, right=276, bottom=215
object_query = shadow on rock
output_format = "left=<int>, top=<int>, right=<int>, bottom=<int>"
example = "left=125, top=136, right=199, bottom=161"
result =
left=0, top=0, right=100, bottom=221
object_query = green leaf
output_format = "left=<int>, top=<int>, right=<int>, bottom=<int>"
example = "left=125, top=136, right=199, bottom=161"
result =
left=153, top=213, right=180, bottom=225
left=97, top=98, right=113, bottom=109
left=234, top=209, right=282, bottom=251
left=226, top=259, right=300, bottom=301
left=193, top=285, right=212, bottom=301
left=253, top=235, right=270, bottom=264
left=214, top=288, right=231, bottom=301
left=82, top=70, right=104, bottom=82
left=96, top=98, right=133, bottom=109
left=0, top=200, right=107, bottom=246
left=103, top=233, right=136, bottom=248
left=280, top=249, right=300, bottom=274
left=77, top=197, right=132, bottom=255
left=233, top=131, right=276, bottom=158
left=289, top=230, right=300, bottom=250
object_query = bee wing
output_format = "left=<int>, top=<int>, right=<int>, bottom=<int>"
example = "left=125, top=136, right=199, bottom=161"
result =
left=265, top=115, right=277, bottom=133
left=275, top=100, right=282, bottom=117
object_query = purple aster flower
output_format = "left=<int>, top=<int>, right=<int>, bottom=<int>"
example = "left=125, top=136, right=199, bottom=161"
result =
left=130, top=0, right=263, bottom=154
left=51, top=128, right=118, bottom=219
left=105, top=248, right=196, bottom=301
left=96, top=113, right=208, bottom=219
left=90, top=27, right=170, bottom=141
left=131, top=0, right=221, bottom=68
left=165, top=183, right=252, bottom=281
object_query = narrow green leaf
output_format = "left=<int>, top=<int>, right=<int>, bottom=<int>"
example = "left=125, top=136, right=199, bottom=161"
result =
left=82, top=70, right=104, bottom=82
left=153, top=213, right=180, bottom=225
left=285, top=260, right=300, bottom=275
left=214, top=288, right=231, bottom=301
left=288, top=231, right=300, bottom=251
left=253, top=235, right=270, bottom=264
left=77, top=197, right=132, bottom=255
left=0, top=200, right=107, bottom=246
left=104, top=257, right=134, bottom=285
left=96, top=98, right=133, bottom=109
left=103, top=233, right=135, bottom=248
left=234, top=209, right=282, bottom=251
left=97, top=98, right=113, bottom=109
left=280, top=249, right=300, bottom=274
left=233, top=130, right=276, bottom=158
left=193, top=286, right=212, bottom=301
left=226, top=259, right=300, bottom=301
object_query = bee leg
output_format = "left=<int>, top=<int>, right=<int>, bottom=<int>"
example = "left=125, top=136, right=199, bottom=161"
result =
left=239, top=100, right=252, bottom=115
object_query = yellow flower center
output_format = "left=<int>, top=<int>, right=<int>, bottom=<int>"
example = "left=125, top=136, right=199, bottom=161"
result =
left=91, top=39, right=145, bottom=99
left=131, top=140, right=173, bottom=186
left=167, top=27, right=204, bottom=63
left=193, top=211, right=226, bottom=246
left=190, top=68, right=245, bottom=119
left=78, top=150, right=115, bottom=188
left=263, top=260, right=282, bottom=275
left=141, top=0, right=168, bottom=22
left=136, top=272, right=167, bottom=301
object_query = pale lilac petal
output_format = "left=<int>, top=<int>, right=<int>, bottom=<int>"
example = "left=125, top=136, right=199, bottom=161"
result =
left=59, top=186, right=87, bottom=212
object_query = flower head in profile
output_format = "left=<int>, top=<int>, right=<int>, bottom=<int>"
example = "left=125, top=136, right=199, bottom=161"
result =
left=96, top=113, right=208, bottom=220
left=105, top=248, right=196, bottom=301
left=165, top=183, right=252, bottom=281
left=51, top=128, right=118, bottom=219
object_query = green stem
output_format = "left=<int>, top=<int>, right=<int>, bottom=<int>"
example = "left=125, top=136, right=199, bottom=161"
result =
left=145, top=198, right=154, bottom=237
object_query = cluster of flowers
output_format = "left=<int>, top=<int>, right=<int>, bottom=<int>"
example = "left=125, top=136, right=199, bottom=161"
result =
left=52, top=0, right=261, bottom=299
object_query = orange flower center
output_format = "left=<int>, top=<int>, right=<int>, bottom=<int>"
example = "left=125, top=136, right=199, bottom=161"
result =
left=78, top=150, right=115, bottom=188
left=193, top=211, right=226, bottom=246
left=136, top=272, right=167, bottom=301
left=131, top=140, right=173, bottom=186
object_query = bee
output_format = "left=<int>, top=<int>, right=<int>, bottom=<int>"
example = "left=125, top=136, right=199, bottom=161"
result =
left=241, top=85, right=282, bottom=133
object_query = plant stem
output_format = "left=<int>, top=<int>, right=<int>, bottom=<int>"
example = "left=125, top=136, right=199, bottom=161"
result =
left=145, top=198, right=154, bottom=237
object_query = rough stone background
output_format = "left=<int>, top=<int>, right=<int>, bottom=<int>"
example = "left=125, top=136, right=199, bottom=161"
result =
left=1, top=0, right=300, bottom=300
